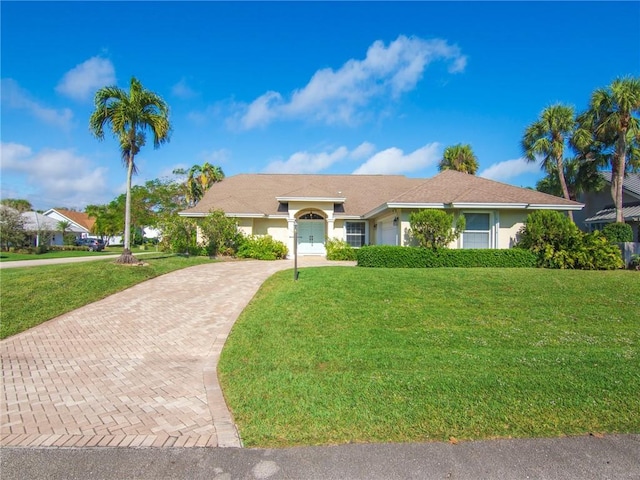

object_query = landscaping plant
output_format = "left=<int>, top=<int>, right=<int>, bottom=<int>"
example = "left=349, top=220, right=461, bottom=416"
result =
left=409, top=209, right=465, bottom=249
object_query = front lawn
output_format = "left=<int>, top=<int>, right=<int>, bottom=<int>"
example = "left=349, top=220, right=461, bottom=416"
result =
left=0, top=254, right=215, bottom=338
left=0, top=245, right=150, bottom=262
left=219, top=267, right=640, bottom=447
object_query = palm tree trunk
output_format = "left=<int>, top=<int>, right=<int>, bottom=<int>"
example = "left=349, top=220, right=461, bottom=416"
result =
left=612, top=144, right=625, bottom=223
left=557, top=155, right=574, bottom=222
left=115, top=153, right=140, bottom=264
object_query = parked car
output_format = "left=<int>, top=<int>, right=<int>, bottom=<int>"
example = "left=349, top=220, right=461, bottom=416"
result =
left=75, top=238, right=105, bottom=251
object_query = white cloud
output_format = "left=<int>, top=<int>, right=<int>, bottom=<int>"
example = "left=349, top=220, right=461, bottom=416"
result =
left=233, top=35, right=467, bottom=129
left=1, top=79, right=73, bottom=129
left=56, top=56, right=116, bottom=101
left=172, top=78, right=197, bottom=99
left=0, top=142, right=109, bottom=208
left=479, top=158, right=540, bottom=182
left=353, top=143, right=441, bottom=175
left=350, top=142, right=376, bottom=160
left=264, top=146, right=350, bottom=174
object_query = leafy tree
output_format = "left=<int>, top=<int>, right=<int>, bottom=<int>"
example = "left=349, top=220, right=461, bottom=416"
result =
left=0, top=206, right=27, bottom=250
left=522, top=103, right=576, bottom=221
left=438, top=144, right=479, bottom=175
left=409, top=209, right=465, bottom=250
left=574, top=76, right=640, bottom=223
left=1, top=199, right=33, bottom=213
left=89, top=77, right=171, bottom=264
left=158, top=216, right=199, bottom=255
left=86, top=203, right=122, bottom=245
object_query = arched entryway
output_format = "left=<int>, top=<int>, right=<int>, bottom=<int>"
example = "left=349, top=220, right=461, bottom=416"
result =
left=297, top=212, right=325, bottom=255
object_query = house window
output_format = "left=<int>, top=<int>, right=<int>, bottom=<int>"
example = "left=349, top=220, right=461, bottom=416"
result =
left=463, top=213, right=491, bottom=249
left=345, top=221, right=366, bottom=248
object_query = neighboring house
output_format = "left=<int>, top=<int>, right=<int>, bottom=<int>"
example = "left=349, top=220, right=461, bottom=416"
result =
left=179, top=170, right=583, bottom=257
left=43, top=209, right=95, bottom=244
left=21, top=211, right=85, bottom=246
left=575, top=172, right=640, bottom=242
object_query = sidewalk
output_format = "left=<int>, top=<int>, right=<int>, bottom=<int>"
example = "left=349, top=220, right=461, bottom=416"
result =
left=0, top=251, right=160, bottom=269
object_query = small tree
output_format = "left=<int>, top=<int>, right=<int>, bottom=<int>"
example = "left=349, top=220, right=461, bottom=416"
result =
left=409, top=209, right=465, bottom=249
left=0, top=207, right=27, bottom=250
left=57, top=220, right=73, bottom=245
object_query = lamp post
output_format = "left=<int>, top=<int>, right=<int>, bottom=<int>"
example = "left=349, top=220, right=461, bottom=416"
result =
left=293, top=220, right=299, bottom=281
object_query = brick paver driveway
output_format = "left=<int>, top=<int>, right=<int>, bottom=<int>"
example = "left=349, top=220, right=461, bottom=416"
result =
left=1, top=259, right=353, bottom=448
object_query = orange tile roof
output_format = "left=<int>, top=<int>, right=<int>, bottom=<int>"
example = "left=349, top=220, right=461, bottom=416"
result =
left=54, top=209, right=96, bottom=231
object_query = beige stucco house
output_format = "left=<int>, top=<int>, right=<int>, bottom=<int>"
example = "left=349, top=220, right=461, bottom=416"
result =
left=179, top=170, right=583, bottom=257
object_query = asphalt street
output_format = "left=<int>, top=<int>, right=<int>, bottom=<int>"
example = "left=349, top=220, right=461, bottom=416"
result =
left=2, top=434, right=639, bottom=480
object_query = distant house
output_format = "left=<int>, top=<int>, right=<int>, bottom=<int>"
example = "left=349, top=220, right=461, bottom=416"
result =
left=575, top=172, right=640, bottom=242
left=179, top=170, right=583, bottom=257
left=43, top=209, right=126, bottom=245
left=21, top=211, right=84, bottom=246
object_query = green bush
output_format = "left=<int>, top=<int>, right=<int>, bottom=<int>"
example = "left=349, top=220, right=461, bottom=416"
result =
left=515, top=210, right=583, bottom=268
left=199, top=210, right=243, bottom=257
left=325, top=238, right=357, bottom=261
left=601, top=222, right=634, bottom=243
left=409, top=209, right=465, bottom=249
left=49, top=245, right=91, bottom=252
left=237, top=235, right=288, bottom=260
left=356, top=246, right=537, bottom=268
left=629, top=254, right=640, bottom=271
left=573, top=231, right=624, bottom=270
left=516, top=210, right=623, bottom=270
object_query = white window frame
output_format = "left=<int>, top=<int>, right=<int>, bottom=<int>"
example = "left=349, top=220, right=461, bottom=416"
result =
left=461, top=211, right=495, bottom=249
left=345, top=221, right=367, bottom=248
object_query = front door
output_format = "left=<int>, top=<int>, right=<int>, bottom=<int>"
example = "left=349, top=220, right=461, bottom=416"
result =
left=297, top=220, right=325, bottom=255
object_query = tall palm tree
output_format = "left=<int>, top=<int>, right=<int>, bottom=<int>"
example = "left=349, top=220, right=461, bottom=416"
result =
left=535, top=156, right=604, bottom=200
left=89, top=77, right=170, bottom=263
left=575, top=76, right=640, bottom=223
left=438, top=144, right=479, bottom=174
left=522, top=103, right=576, bottom=221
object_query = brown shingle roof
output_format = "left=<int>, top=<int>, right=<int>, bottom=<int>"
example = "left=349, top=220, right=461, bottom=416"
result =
left=391, top=170, right=582, bottom=206
left=181, top=171, right=582, bottom=218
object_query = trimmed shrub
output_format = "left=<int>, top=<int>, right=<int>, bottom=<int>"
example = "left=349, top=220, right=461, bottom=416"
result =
left=356, top=245, right=537, bottom=268
left=409, top=209, right=465, bottom=249
left=237, top=235, right=288, bottom=260
left=325, top=238, right=357, bottom=261
left=602, top=222, right=634, bottom=243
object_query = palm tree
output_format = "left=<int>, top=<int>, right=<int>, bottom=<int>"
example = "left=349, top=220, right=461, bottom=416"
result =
left=89, top=77, right=171, bottom=264
left=522, top=103, right=576, bottom=221
left=438, top=144, right=479, bottom=174
left=574, top=76, right=640, bottom=223
left=535, top=156, right=604, bottom=200
left=179, top=163, right=225, bottom=207
left=57, top=220, right=71, bottom=245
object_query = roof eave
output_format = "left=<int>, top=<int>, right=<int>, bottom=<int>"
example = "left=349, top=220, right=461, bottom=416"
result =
left=527, top=204, right=584, bottom=211
left=276, top=196, right=346, bottom=203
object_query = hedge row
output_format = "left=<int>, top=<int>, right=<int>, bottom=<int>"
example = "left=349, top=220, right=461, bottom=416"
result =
left=356, top=245, right=537, bottom=268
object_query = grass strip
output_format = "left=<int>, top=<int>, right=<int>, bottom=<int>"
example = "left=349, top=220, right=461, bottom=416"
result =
left=219, top=267, right=640, bottom=447
left=0, top=254, right=214, bottom=338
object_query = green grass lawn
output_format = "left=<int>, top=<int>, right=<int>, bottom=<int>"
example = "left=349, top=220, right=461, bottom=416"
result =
left=219, top=267, right=640, bottom=447
left=0, top=254, right=214, bottom=338
left=0, top=245, right=150, bottom=262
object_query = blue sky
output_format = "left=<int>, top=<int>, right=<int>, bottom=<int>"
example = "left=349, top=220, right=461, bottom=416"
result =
left=1, top=1, right=639, bottom=211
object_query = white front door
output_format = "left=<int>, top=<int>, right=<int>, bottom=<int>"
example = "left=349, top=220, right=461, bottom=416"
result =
left=297, top=220, right=325, bottom=255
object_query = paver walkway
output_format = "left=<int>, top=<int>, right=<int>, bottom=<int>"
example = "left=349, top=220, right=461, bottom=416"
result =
left=0, top=258, right=354, bottom=449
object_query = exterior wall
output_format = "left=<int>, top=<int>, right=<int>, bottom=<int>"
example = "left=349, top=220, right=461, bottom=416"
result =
left=253, top=218, right=289, bottom=244
left=497, top=211, right=526, bottom=248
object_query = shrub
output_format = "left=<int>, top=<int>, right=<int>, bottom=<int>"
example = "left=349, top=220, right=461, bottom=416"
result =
left=158, top=216, right=199, bottom=254
left=237, top=235, right=287, bottom=260
left=515, top=210, right=583, bottom=268
left=325, top=238, right=357, bottom=261
left=601, top=222, right=634, bottom=243
left=573, top=231, right=624, bottom=270
left=356, top=245, right=537, bottom=268
left=516, top=210, right=623, bottom=270
left=629, top=254, right=640, bottom=271
left=409, top=209, right=465, bottom=249
left=199, top=210, right=243, bottom=257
